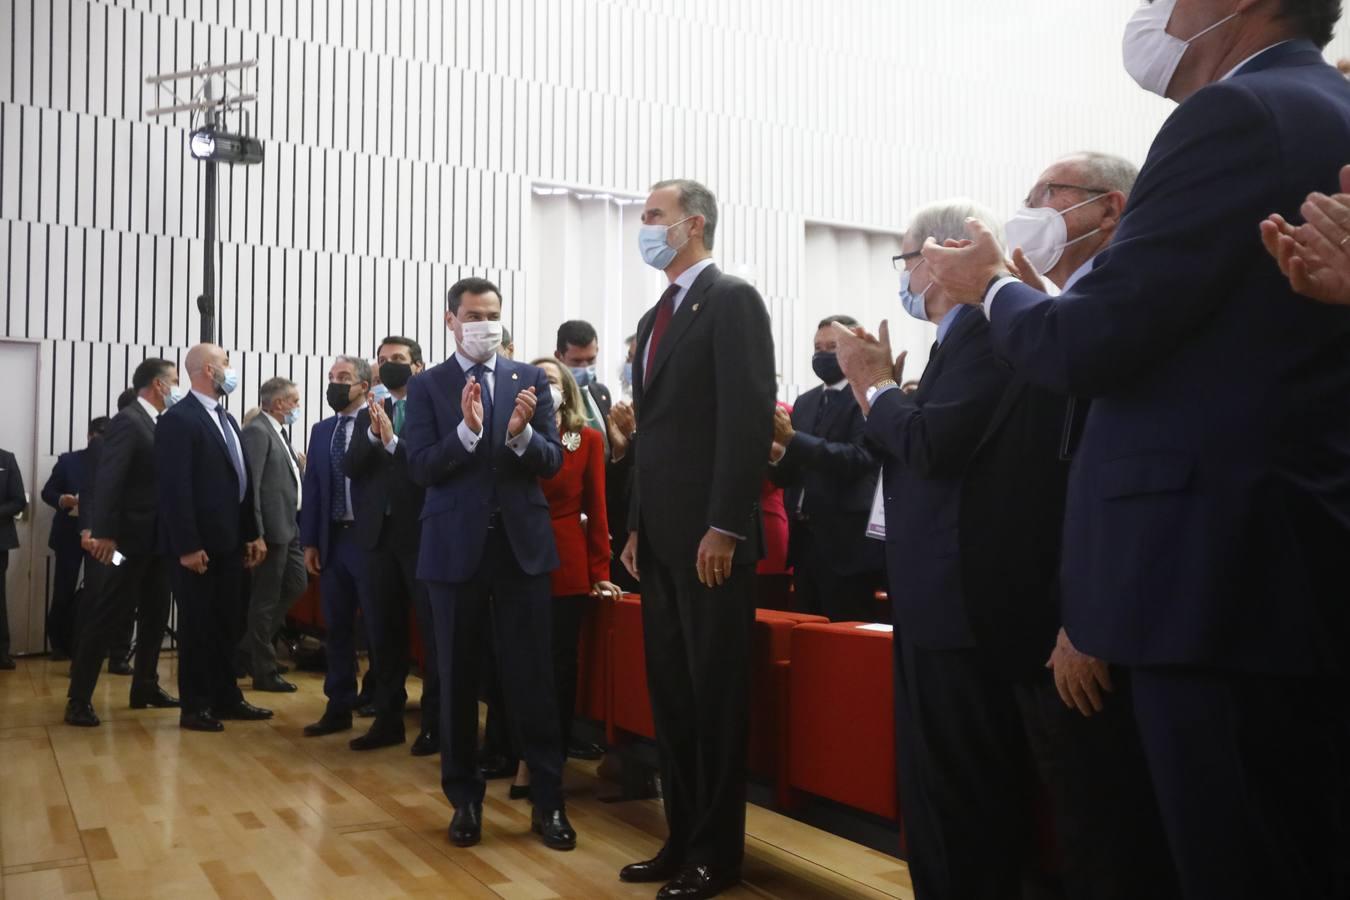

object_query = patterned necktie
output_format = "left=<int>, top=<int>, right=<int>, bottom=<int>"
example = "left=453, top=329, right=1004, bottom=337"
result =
left=393, top=399, right=406, bottom=435
left=213, top=405, right=246, bottom=502
left=469, top=363, right=494, bottom=445
left=330, top=417, right=350, bottom=521
left=644, top=283, right=681, bottom=386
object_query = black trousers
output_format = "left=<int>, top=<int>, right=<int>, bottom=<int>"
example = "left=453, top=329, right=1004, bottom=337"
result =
left=639, top=536, right=755, bottom=873
left=69, top=554, right=171, bottom=703
left=1015, top=670, right=1180, bottom=900
left=551, top=593, right=589, bottom=749
left=892, top=636, right=1036, bottom=900
left=45, top=542, right=84, bottom=654
left=792, top=530, right=881, bottom=622
left=368, top=537, right=440, bottom=733
left=1131, top=666, right=1350, bottom=900
left=171, top=552, right=247, bottom=715
left=0, top=550, right=9, bottom=657
left=428, top=526, right=563, bottom=811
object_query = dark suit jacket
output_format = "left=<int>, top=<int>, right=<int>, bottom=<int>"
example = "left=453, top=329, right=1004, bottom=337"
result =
left=41, top=449, right=86, bottom=550
left=0, top=449, right=24, bottom=551
left=240, top=415, right=301, bottom=545
left=402, top=354, right=563, bottom=582
left=987, top=41, right=1350, bottom=675
left=958, top=377, right=1073, bottom=673
left=344, top=399, right=426, bottom=552
left=768, top=385, right=883, bottom=576
left=299, top=414, right=357, bottom=564
left=630, top=264, right=777, bottom=568
left=155, top=396, right=259, bottom=558
left=90, top=403, right=161, bottom=556
left=866, top=309, right=1012, bottom=649
left=587, top=379, right=636, bottom=541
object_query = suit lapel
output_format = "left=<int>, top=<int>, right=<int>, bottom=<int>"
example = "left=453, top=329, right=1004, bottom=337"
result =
left=185, top=394, right=237, bottom=475
left=817, top=388, right=853, bottom=438
left=645, top=265, right=719, bottom=390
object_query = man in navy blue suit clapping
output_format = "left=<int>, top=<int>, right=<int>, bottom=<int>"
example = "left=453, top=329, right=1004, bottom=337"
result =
left=401, top=277, right=576, bottom=852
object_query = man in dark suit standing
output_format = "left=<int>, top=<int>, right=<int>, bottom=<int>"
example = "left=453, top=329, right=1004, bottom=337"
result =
left=155, top=343, right=273, bottom=732
left=344, top=336, right=440, bottom=756
left=64, top=360, right=182, bottom=727
left=40, top=417, right=106, bottom=658
left=618, top=179, right=776, bottom=899
left=923, top=5, right=1350, bottom=896
left=0, top=445, right=25, bottom=669
left=301, top=357, right=377, bottom=738
left=402, top=277, right=575, bottom=851
left=768, top=315, right=883, bottom=623
left=238, top=376, right=308, bottom=693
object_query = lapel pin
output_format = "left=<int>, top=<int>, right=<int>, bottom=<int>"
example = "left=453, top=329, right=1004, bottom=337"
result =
left=692, top=303, right=700, bottom=312
left=511, top=372, right=519, bottom=380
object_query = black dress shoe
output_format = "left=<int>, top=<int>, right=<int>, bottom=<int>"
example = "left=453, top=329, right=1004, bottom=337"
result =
left=215, top=700, right=274, bottom=720
left=355, top=702, right=377, bottom=718
left=448, top=802, right=483, bottom=847
left=129, top=685, right=181, bottom=709
left=64, top=699, right=100, bottom=727
left=303, top=711, right=353, bottom=737
left=180, top=710, right=225, bottom=732
left=410, top=730, right=439, bottom=757
left=620, top=849, right=685, bottom=883
left=478, top=755, right=517, bottom=779
left=531, top=807, right=577, bottom=851
left=0, top=654, right=15, bottom=670
left=509, top=784, right=531, bottom=801
left=107, top=658, right=133, bottom=676
left=251, top=674, right=298, bottom=693
left=567, top=740, right=605, bottom=761
left=275, top=663, right=290, bottom=675
left=657, top=864, right=741, bottom=899
left=349, top=721, right=405, bottom=751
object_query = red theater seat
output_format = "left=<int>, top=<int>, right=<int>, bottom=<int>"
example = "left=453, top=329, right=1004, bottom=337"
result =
left=787, top=622, right=898, bottom=822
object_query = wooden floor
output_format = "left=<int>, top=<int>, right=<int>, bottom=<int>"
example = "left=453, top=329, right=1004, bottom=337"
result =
left=0, top=655, right=912, bottom=899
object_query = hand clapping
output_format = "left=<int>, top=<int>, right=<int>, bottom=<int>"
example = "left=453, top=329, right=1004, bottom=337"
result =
left=368, top=394, right=393, bottom=443
left=461, top=377, right=484, bottom=433
left=507, top=386, right=537, bottom=438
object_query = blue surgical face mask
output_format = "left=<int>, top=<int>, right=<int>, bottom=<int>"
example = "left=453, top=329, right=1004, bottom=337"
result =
left=284, top=406, right=301, bottom=426
left=638, top=216, right=692, bottom=270
left=899, top=261, right=931, bottom=323
left=371, top=382, right=392, bottom=403
left=621, top=362, right=633, bottom=387
left=570, top=365, right=597, bottom=387
left=161, top=380, right=183, bottom=408
left=214, top=365, right=239, bottom=396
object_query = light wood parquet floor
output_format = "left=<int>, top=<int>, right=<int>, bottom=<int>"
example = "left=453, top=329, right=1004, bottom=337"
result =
left=0, top=655, right=913, bottom=899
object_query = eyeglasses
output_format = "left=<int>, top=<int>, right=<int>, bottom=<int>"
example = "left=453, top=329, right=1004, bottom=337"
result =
left=1025, top=182, right=1110, bottom=207
left=891, top=249, right=924, bottom=272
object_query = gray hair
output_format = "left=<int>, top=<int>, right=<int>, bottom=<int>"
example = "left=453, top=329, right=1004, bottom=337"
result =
left=905, top=198, right=1006, bottom=252
left=335, top=355, right=372, bottom=384
left=651, top=178, right=719, bottom=250
left=1066, top=152, right=1139, bottom=197
left=258, top=376, right=296, bottom=410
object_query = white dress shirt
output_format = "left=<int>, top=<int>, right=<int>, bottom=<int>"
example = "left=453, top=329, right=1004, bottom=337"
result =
left=191, top=389, right=247, bottom=502
left=264, top=412, right=303, bottom=511
left=453, top=352, right=534, bottom=456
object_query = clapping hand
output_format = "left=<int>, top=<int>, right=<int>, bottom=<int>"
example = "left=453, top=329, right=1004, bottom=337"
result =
left=507, top=386, right=538, bottom=438
left=921, top=219, right=1007, bottom=304
left=608, top=402, right=636, bottom=459
left=368, top=394, right=394, bottom=444
left=772, top=406, right=794, bottom=445
left=461, top=377, right=485, bottom=434
left=833, top=321, right=902, bottom=413
left=1261, top=165, right=1350, bottom=306
left=1007, top=247, right=1050, bottom=294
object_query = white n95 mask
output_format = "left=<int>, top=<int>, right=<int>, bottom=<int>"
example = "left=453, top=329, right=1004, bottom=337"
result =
left=1122, top=0, right=1240, bottom=98
left=1004, top=192, right=1109, bottom=274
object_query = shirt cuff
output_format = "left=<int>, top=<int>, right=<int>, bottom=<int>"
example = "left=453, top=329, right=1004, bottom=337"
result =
left=711, top=526, right=746, bottom=541
left=983, top=276, right=1020, bottom=319
left=383, top=434, right=399, bottom=454
left=505, top=423, right=533, bottom=457
left=457, top=420, right=482, bottom=452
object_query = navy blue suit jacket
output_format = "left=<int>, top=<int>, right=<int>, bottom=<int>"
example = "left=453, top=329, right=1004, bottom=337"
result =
left=988, top=41, right=1350, bottom=674
left=866, top=309, right=1012, bottom=648
left=41, top=449, right=86, bottom=550
left=299, top=414, right=356, bottom=564
left=401, top=354, right=563, bottom=583
left=155, top=396, right=259, bottom=558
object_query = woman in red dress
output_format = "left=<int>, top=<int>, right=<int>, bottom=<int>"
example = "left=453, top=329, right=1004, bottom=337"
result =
left=510, top=359, right=621, bottom=799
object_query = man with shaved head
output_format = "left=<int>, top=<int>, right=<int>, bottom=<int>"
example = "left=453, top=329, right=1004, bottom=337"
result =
left=156, top=343, right=272, bottom=732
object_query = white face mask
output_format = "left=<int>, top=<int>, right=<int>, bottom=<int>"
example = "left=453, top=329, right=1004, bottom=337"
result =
left=1122, top=0, right=1241, bottom=98
left=458, top=321, right=503, bottom=362
left=549, top=384, right=565, bottom=411
left=1004, top=193, right=1108, bottom=275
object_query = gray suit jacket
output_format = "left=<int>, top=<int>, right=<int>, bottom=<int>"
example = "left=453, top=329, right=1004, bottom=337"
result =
left=241, top=415, right=301, bottom=545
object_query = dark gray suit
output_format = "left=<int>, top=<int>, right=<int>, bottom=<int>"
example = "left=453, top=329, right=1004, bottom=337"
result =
left=239, top=414, right=307, bottom=679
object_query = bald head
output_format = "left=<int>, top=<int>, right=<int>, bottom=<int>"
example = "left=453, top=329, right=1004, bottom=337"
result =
left=184, top=343, right=229, bottom=396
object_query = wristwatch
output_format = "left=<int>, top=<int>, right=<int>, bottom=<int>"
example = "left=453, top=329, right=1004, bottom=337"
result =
left=865, top=380, right=899, bottom=406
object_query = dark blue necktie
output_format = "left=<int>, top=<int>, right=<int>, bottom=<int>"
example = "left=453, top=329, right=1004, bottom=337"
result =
left=330, top=417, right=350, bottom=521
left=214, top=405, right=246, bottom=502
left=469, top=363, right=494, bottom=446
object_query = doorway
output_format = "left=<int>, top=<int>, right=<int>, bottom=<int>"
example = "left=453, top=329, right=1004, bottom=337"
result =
left=0, top=340, right=41, bottom=655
